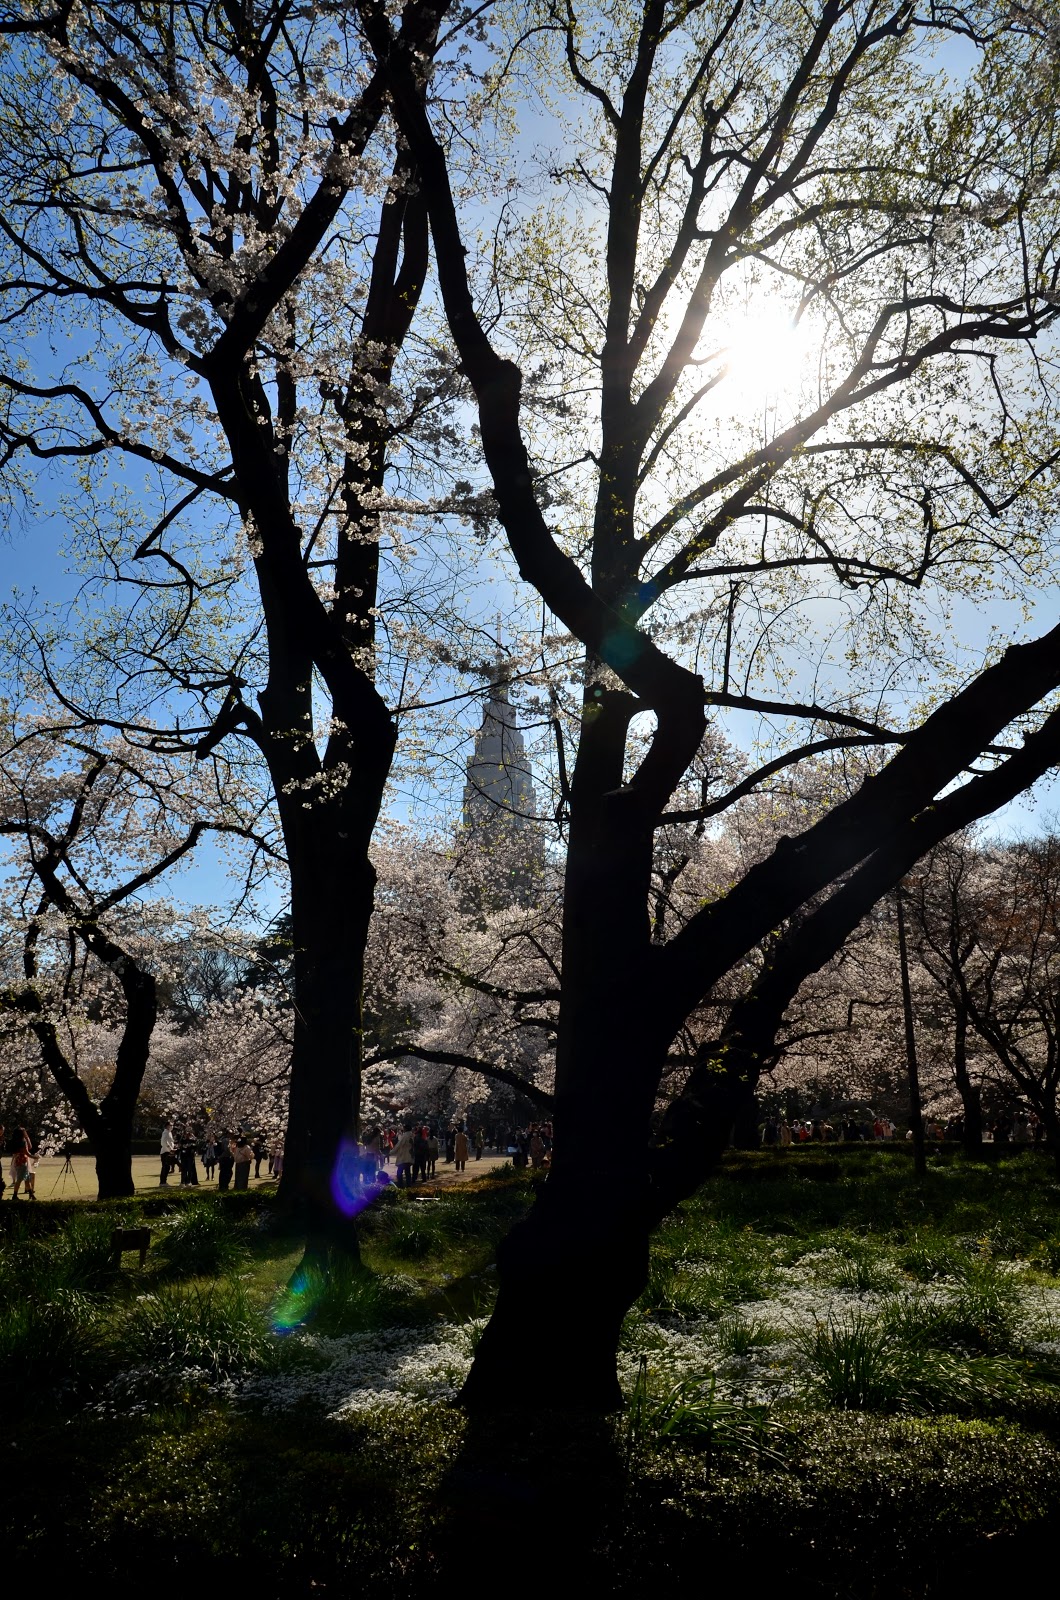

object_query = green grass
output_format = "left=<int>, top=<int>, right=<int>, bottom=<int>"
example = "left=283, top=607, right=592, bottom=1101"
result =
left=4, top=1149, right=1060, bottom=1587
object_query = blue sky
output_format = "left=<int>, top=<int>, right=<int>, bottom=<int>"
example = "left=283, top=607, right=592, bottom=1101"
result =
left=2, top=7, right=1058, bottom=932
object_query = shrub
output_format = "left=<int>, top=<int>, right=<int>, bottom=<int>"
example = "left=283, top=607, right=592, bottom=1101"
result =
left=0, top=1288, right=104, bottom=1407
left=159, top=1203, right=242, bottom=1277
left=626, top=1359, right=787, bottom=1466
left=120, top=1280, right=275, bottom=1379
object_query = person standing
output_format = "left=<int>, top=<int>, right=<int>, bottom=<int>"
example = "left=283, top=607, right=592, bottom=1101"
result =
left=178, top=1132, right=199, bottom=1186
left=233, top=1135, right=253, bottom=1191
left=9, top=1127, right=32, bottom=1199
left=159, top=1119, right=176, bottom=1185
left=202, top=1134, right=218, bottom=1181
left=392, top=1120, right=415, bottom=1188
left=412, top=1124, right=430, bottom=1184
left=217, top=1135, right=235, bottom=1192
left=454, top=1124, right=469, bottom=1174
left=0, top=1125, right=6, bottom=1199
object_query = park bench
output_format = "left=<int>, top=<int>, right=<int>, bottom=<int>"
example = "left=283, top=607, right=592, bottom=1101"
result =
left=109, top=1226, right=151, bottom=1268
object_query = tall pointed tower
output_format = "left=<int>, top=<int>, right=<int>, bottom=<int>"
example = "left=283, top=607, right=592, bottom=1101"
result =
left=463, top=658, right=544, bottom=901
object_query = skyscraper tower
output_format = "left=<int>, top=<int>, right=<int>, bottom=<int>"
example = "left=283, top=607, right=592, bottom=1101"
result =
left=463, top=658, right=544, bottom=900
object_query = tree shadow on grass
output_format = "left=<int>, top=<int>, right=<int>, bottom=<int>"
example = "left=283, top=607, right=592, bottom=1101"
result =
left=433, top=1406, right=626, bottom=1583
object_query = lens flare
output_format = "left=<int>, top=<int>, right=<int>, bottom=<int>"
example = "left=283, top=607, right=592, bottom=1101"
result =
left=270, top=1143, right=390, bottom=1332
left=331, top=1138, right=389, bottom=1218
left=272, top=1261, right=318, bottom=1333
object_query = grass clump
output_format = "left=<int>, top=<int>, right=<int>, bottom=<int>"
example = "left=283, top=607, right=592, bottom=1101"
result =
left=0, top=1289, right=105, bottom=1409
left=798, top=1312, right=904, bottom=1410
left=159, top=1203, right=243, bottom=1277
left=827, top=1238, right=898, bottom=1294
left=626, top=1358, right=787, bottom=1465
left=800, top=1309, right=1057, bottom=1418
left=896, top=1233, right=964, bottom=1282
left=715, top=1314, right=777, bottom=1357
left=881, top=1264, right=1024, bottom=1355
left=120, top=1280, right=274, bottom=1380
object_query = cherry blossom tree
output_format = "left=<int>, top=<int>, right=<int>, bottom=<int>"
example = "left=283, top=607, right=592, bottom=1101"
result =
left=149, top=991, right=292, bottom=1141
left=907, top=833, right=1060, bottom=1162
left=0, top=0, right=499, bottom=1245
left=0, top=686, right=267, bottom=1194
left=369, top=0, right=1060, bottom=1406
left=362, top=823, right=559, bottom=1112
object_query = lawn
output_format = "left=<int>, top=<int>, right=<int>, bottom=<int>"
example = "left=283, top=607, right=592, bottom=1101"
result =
left=5, top=1149, right=1060, bottom=1593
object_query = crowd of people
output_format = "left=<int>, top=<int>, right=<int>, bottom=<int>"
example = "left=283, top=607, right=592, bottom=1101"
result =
left=355, top=1119, right=554, bottom=1187
left=0, top=1113, right=547, bottom=1201
left=761, top=1110, right=1048, bottom=1146
left=159, top=1121, right=283, bottom=1190
left=0, top=1103, right=1050, bottom=1198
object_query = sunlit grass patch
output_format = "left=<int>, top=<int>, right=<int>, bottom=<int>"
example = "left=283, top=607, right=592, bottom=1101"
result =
left=798, top=1309, right=1057, bottom=1418
left=638, top=1257, right=714, bottom=1318
left=825, top=1236, right=900, bottom=1295
left=896, top=1233, right=965, bottom=1282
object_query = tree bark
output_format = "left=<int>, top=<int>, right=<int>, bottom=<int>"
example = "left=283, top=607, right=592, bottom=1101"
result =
left=952, top=999, right=984, bottom=1153
left=276, top=801, right=380, bottom=1257
left=462, top=694, right=663, bottom=1410
left=91, top=1117, right=137, bottom=1200
left=896, top=890, right=927, bottom=1178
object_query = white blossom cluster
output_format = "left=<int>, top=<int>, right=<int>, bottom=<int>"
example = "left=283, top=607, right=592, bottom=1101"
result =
left=239, top=1322, right=479, bottom=1417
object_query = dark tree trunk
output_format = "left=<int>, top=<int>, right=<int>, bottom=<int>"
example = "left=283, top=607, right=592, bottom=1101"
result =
left=952, top=999, right=983, bottom=1153
left=92, top=1121, right=136, bottom=1199
left=277, top=821, right=378, bottom=1259
left=24, top=957, right=155, bottom=1201
left=460, top=1157, right=651, bottom=1412
left=896, top=891, right=927, bottom=1178
left=463, top=695, right=664, bottom=1409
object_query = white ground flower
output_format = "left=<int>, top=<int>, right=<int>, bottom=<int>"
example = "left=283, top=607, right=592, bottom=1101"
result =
left=240, top=1324, right=475, bottom=1417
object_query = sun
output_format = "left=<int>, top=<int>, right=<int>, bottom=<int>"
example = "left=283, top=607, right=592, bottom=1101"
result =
left=717, top=305, right=813, bottom=410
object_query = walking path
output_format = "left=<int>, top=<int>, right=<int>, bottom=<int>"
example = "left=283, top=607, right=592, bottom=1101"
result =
left=21, top=1150, right=515, bottom=1201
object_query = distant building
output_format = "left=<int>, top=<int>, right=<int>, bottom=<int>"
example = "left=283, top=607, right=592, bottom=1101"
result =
left=462, top=662, right=544, bottom=903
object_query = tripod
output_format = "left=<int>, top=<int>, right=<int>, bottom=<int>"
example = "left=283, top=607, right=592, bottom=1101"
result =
left=57, top=1151, right=81, bottom=1195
